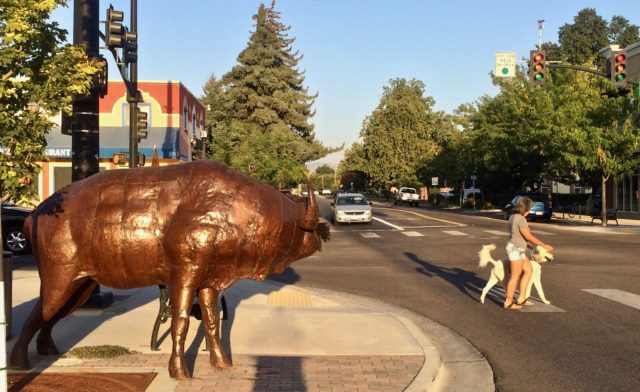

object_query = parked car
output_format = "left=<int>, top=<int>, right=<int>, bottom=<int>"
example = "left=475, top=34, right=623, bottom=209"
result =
left=330, top=193, right=373, bottom=224
left=2, top=201, right=32, bottom=254
left=321, top=189, right=331, bottom=195
left=503, top=193, right=552, bottom=221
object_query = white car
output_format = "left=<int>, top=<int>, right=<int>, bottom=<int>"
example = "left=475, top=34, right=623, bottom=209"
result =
left=330, top=193, right=373, bottom=224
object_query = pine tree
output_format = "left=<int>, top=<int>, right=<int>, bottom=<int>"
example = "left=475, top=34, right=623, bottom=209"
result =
left=208, top=1, right=326, bottom=186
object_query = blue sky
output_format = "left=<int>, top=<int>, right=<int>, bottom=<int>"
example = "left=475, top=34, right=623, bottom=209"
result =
left=52, top=0, right=640, bottom=150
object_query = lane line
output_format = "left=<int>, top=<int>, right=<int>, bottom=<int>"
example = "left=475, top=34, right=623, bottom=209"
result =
left=375, top=207, right=466, bottom=227
left=442, top=230, right=468, bottom=236
left=582, top=289, right=640, bottom=310
left=402, top=231, right=424, bottom=237
left=360, top=232, right=380, bottom=238
left=372, top=216, right=404, bottom=230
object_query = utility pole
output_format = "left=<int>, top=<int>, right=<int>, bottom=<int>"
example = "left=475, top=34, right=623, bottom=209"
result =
left=73, top=0, right=113, bottom=307
left=127, top=0, right=139, bottom=168
left=537, top=19, right=544, bottom=50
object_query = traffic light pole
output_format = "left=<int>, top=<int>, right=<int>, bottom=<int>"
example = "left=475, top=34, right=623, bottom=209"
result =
left=127, top=0, right=138, bottom=168
left=73, top=0, right=113, bottom=308
left=72, top=0, right=100, bottom=182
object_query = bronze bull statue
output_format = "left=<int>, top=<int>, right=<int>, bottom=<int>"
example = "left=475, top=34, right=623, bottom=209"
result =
left=9, top=160, right=330, bottom=379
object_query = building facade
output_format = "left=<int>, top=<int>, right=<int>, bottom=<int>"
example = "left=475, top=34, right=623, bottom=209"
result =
left=35, top=80, right=206, bottom=202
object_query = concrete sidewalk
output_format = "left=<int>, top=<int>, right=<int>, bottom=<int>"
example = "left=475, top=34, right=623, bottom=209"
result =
left=7, top=264, right=494, bottom=391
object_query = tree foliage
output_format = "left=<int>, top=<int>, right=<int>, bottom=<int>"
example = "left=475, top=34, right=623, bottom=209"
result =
left=425, top=8, right=640, bottom=200
left=342, top=78, right=453, bottom=191
left=204, top=2, right=328, bottom=187
left=0, top=0, right=102, bottom=204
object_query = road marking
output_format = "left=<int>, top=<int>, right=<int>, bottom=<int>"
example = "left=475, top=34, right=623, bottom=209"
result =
left=582, top=289, right=640, bottom=310
left=360, top=232, right=380, bottom=238
left=484, top=230, right=508, bottom=236
left=372, top=216, right=404, bottom=230
left=402, top=231, right=424, bottom=237
left=531, top=229, right=556, bottom=236
left=471, top=284, right=566, bottom=312
left=442, top=230, right=468, bottom=236
left=375, top=207, right=466, bottom=227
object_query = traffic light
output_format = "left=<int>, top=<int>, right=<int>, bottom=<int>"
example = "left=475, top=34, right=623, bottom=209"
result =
left=529, top=50, right=546, bottom=85
left=136, top=107, right=148, bottom=142
left=610, top=51, right=627, bottom=87
left=123, top=37, right=138, bottom=64
left=105, top=6, right=125, bottom=48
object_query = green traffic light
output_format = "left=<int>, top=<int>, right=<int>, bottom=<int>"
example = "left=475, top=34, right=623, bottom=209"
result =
left=535, top=73, right=544, bottom=81
left=616, top=74, right=626, bottom=81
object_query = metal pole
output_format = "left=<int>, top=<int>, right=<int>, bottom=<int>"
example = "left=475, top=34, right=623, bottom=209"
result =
left=72, top=0, right=100, bottom=181
left=73, top=0, right=113, bottom=308
left=128, top=0, right=138, bottom=168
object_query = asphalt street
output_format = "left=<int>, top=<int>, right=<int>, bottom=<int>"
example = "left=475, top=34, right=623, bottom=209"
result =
left=271, top=197, right=640, bottom=392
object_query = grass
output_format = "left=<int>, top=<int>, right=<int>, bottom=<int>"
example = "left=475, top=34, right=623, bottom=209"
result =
left=68, top=345, right=138, bottom=359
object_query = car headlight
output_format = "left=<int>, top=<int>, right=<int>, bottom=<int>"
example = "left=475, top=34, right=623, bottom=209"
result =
left=364, top=210, right=372, bottom=215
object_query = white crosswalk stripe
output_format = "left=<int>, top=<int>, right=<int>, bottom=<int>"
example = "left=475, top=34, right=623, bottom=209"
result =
left=402, top=231, right=424, bottom=237
left=582, top=289, right=640, bottom=310
left=531, top=229, right=556, bottom=236
left=359, top=232, right=380, bottom=238
left=484, top=230, right=508, bottom=236
left=470, top=283, right=566, bottom=312
left=442, top=230, right=468, bottom=236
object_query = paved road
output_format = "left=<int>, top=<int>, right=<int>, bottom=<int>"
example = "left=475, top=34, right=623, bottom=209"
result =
left=272, top=197, right=640, bottom=392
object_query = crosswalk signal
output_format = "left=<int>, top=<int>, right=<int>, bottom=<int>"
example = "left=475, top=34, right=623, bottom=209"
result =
left=610, top=51, right=627, bottom=87
left=105, top=6, right=125, bottom=48
left=136, top=107, right=148, bottom=142
left=529, top=50, right=546, bottom=85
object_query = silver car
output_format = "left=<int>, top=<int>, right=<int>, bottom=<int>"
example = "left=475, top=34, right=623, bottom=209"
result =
left=330, top=193, right=373, bottom=224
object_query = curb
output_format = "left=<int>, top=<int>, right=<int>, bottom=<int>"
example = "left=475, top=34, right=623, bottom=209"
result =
left=298, top=285, right=495, bottom=392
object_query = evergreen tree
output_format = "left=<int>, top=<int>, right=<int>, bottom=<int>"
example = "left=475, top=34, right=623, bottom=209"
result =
left=206, top=1, right=326, bottom=186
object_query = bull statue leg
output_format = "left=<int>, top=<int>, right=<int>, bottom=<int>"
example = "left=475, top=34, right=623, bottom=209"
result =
left=10, top=278, right=97, bottom=368
left=199, top=287, right=232, bottom=369
left=168, top=282, right=197, bottom=379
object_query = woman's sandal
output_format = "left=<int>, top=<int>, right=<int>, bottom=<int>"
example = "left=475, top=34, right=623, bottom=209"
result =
left=517, top=298, right=535, bottom=306
left=503, top=302, right=522, bottom=310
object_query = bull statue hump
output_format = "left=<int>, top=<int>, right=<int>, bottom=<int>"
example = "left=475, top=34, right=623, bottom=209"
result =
left=9, top=160, right=330, bottom=379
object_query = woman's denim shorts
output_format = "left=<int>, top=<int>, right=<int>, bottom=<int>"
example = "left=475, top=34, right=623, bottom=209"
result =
left=506, top=242, right=527, bottom=262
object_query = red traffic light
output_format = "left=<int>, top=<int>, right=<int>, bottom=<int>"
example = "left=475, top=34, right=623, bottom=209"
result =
left=534, top=53, right=545, bottom=63
left=615, top=53, right=626, bottom=64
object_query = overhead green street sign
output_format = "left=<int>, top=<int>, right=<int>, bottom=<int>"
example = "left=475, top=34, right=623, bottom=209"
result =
left=495, top=52, right=516, bottom=78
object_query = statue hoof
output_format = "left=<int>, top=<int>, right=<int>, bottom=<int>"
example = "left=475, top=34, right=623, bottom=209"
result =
left=169, top=356, right=191, bottom=379
left=9, top=352, right=31, bottom=370
left=212, top=356, right=233, bottom=370
left=36, top=337, right=60, bottom=355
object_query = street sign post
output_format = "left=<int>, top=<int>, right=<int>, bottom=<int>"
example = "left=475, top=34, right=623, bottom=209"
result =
left=431, top=177, right=438, bottom=186
left=495, top=52, right=516, bottom=78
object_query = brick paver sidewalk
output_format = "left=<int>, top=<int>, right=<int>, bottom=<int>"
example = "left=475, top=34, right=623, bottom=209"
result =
left=80, top=353, right=424, bottom=391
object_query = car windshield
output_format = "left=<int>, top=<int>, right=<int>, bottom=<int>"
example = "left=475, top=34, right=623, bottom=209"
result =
left=524, top=194, right=547, bottom=202
left=337, top=195, right=368, bottom=206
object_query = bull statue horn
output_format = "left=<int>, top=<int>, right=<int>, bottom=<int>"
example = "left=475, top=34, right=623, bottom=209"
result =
left=300, top=179, right=319, bottom=231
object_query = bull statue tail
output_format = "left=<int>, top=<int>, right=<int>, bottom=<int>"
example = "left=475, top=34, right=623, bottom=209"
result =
left=300, top=178, right=319, bottom=231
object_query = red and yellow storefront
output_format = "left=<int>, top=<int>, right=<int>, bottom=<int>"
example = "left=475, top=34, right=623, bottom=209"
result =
left=34, top=80, right=206, bottom=203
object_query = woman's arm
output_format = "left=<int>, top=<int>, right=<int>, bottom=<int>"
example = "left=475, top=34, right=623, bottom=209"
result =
left=519, top=225, right=554, bottom=252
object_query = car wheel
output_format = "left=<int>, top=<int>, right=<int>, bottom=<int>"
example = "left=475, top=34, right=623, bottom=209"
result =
left=4, top=225, right=29, bottom=254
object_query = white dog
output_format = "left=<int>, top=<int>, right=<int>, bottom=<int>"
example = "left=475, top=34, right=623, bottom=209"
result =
left=478, top=244, right=554, bottom=305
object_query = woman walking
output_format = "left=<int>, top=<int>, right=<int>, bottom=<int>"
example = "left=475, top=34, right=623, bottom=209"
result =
left=504, top=196, right=554, bottom=309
